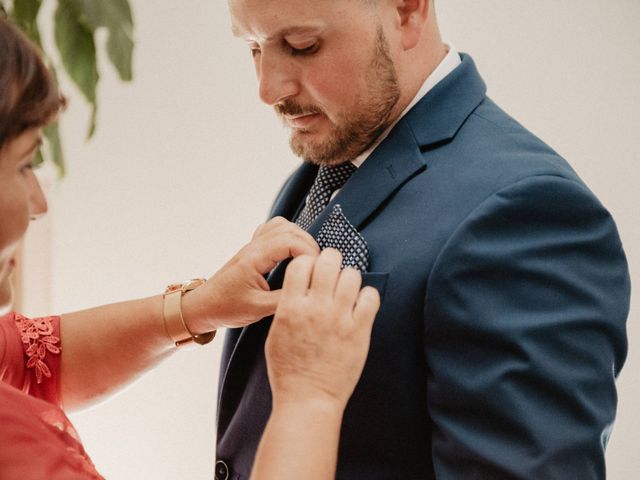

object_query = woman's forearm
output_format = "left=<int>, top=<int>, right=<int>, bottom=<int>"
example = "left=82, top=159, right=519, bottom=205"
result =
left=60, top=295, right=173, bottom=410
left=250, top=399, right=344, bottom=480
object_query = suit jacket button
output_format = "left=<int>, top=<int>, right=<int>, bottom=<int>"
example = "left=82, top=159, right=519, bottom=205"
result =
left=215, top=460, right=230, bottom=480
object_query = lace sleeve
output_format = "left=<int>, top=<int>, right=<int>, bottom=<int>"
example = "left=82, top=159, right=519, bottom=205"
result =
left=0, top=312, right=63, bottom=404
left=0, top=315, right=102, bottom=478
left=15, top=314, right=61, bottom=384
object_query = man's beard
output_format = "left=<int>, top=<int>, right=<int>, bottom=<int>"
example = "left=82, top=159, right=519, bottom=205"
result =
left=275, top=26, right=401, bottom=166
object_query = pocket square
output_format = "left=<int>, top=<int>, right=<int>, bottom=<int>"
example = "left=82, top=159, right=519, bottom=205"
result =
left=316, top=204, right=369, bottom=273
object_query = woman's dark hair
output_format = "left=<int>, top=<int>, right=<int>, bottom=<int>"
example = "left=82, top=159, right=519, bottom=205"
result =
left=0, top=16, right=65, bottom=148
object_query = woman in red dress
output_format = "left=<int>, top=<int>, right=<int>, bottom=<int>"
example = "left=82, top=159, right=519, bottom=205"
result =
left=0, top=17, right=379, bottom=479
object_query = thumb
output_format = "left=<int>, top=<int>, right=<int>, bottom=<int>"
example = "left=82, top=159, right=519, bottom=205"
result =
left=254, top=289, right=282, bottom=318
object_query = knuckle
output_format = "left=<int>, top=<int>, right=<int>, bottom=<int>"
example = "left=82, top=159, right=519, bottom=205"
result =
left=290, top=254, right=313, bottom=268
left=317, top=250, right=341, bottom=267
left=321, top=247, right=342, bottom=259
left=341, top=267, right=361, bottom=281
left=286, top=255, right=314, bottom=276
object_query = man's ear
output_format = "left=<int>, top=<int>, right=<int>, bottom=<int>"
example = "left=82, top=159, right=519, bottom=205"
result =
left=394, top=0, right=430, bottom=50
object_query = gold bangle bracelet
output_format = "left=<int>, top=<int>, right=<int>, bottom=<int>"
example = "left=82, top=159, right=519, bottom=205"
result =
left=163, top=279, right=216, bottom=347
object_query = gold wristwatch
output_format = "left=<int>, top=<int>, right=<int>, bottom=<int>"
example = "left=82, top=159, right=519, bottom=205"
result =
left=163, top=278, right=216, bottom=347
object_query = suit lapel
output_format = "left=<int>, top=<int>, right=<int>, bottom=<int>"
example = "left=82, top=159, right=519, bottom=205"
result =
left=303, top=54, right=486, bottom=236
left=306, top=118, right=427, bottom=238
left=269, top=161, right=318, bottom=220
left=405, top=53, right=486, bottom=147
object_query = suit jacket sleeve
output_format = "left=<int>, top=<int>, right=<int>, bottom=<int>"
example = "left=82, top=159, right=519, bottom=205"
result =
left=424, top=174, right=630, bottom=479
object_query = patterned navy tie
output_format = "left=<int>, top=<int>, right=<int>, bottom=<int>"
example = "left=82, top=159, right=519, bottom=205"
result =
left=295, top=162, right=357, bottom=231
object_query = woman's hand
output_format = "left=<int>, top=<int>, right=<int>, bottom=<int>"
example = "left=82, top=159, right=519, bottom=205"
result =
left=60, top=218, right=318, bottom=409
left=265, top=248, right=380, bottom=410
left=182, top=217, right=320, bottom=333
left=249, top=249, right=379, bottom=480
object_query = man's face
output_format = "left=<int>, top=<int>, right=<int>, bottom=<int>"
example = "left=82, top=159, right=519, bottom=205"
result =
left=229, top=0, right=401, bottom=166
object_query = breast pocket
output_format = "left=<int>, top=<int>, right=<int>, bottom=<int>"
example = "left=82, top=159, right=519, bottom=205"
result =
left=360, top=272, right=389, bottom=301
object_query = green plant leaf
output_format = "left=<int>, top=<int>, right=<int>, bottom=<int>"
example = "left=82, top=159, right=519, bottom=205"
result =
left=11, top=0, right=42, bottom=45
left=39, top=65, right=66, bottom=176
left=33, top=149, right=44, bottom=168
left=54, top=0, right=99, bottom=139
left=6, top=0, right=134, bottom=176
left=87, top=100, right=97, bottom=138
left=69, top=0, right=134, bottom=81
left=43, top=122, right=65, bottom=176
left=12, top=0, right=42, bottom=24
left=105, top=22, right=133, bottom=80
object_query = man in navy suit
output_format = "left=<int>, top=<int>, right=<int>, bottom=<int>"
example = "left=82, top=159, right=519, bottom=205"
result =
left=216, top=1, right=630, bottom=478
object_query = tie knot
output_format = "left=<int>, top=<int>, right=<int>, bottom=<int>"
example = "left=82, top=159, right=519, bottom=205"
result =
left=317, top=162, right=357, bottom=191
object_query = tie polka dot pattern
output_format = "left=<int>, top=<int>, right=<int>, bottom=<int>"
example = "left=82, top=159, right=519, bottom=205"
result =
left=295, top=162, right=357, bottom=231
left=316, top=205, right=369, bottom=273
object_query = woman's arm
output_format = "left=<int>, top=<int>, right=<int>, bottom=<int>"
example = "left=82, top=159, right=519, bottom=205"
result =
left=60, top=218, right=318, bottom=410
left=253, top=398, right=345, bottom=480
left=251, top=248, right=380, bottom=480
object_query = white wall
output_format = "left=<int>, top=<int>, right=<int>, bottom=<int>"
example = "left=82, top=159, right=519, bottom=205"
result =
left=21, top=1, right=639, bottom=478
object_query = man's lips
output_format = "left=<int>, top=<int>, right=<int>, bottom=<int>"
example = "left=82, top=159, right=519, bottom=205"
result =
left=284, top=112, right=321, bottom=129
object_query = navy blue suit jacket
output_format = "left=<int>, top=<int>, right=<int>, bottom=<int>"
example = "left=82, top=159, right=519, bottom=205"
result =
left=215, top=55, right=630, bottom=479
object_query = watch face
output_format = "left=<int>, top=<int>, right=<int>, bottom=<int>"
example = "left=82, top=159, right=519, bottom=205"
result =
left=183, top=278, right=206, bottom=293
left=165, top=279, right=205, bottom=295
left=165, top=283, right=183, bottom=295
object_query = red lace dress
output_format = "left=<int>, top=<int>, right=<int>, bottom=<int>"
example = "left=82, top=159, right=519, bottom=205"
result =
left=0, top=312, right=104, bottom=479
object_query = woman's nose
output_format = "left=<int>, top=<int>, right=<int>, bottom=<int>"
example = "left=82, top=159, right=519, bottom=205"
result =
left=27, top=170, right=48, bottom=220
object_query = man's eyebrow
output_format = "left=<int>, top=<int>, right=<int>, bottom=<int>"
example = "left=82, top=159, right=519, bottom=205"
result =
left=233, top=25, right=324, bottom=41
left=274, top=26, right=324, bottom=39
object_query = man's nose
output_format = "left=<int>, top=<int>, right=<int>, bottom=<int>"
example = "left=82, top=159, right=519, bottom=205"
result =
left=257, top=53, right=299, bottom=106
left=27, top=170, right=48, bottom=220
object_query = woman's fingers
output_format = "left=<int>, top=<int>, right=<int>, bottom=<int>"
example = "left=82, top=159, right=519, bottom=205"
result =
left=309, top=248, right=343, bottom=297
left=281, top=255, right=315, bottom=298
left=353, top=287, right=380, bottom=327
left=281, top=249, right=380, bottom=328
left=334, top=267, right=362, bottom=313
left=250, top=220, right=320, bottom=274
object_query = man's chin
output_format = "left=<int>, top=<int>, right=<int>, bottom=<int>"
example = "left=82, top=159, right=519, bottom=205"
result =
left=290, top=137, right=349, bottom=166
left=293, top=144, right=365, bottom=167
left=294, top=148, right=346, bottom=167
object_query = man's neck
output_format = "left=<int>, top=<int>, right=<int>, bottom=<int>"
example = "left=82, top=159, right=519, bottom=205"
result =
left=390, top=41, right=449, bottom=127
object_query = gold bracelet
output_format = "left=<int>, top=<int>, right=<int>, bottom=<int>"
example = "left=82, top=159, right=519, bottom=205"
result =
left=163, top=279, right=216, bottom=347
